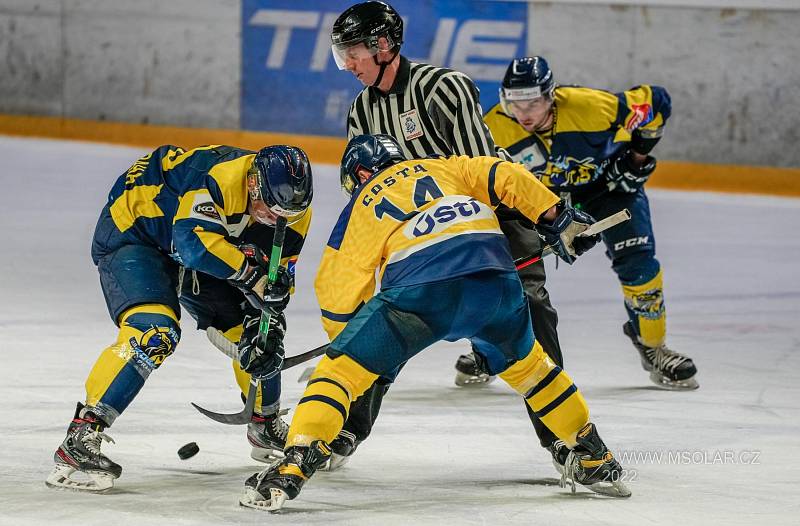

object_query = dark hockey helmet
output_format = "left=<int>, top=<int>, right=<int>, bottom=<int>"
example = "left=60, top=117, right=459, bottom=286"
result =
left=340, top=134, right=406, bottom=196
left=500, top=56, right=555, bottom=114
left=331, top=2, right=403, bottom=69
left=248, top=145, right=313, bottom=224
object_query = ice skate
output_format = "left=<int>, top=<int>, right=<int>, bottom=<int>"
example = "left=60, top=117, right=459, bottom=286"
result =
left=240, top=441, right=331, bottom=512
left=561, top=423, right=631, bottom=498
left=45, top=403, right=121, bottom=493
left=624, top=322, right=698, bottom=390
left=248, top=411, right=289, bottom=463
left=319, top=429, right=358, bottom=472
left=547, top=439, right=570, bottom=476
left=454, top=351, right=496, bottom=387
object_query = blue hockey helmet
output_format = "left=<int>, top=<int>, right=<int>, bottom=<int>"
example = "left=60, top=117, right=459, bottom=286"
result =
left=249, top=145, right=313, bottom=224
left=340, top=134, right=406, bottom=196
left=500, top=56, right=555, bottom=114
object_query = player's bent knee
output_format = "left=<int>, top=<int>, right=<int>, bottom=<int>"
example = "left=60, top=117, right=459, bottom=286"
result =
left=310, top=355, right=379, bottom=402
left=499, top=341, right=555, bottom=395
left=118, top=304, right=181, bottom=370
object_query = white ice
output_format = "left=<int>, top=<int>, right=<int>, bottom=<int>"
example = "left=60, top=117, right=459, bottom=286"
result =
left=0, top=136, right=799, bottom=525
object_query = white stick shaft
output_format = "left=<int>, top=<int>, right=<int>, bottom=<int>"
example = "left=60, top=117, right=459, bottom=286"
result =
left=578, top=209, right=631, bottom=237
left=206, top=327, right=238, bottom=359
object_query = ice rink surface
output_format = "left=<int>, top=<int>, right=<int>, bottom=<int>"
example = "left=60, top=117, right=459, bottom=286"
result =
left=1, top=136, right=799, bottom=525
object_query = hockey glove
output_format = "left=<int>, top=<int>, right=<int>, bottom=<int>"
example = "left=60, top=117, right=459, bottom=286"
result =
left=238, top=310, right=286, bottom=380
left=605, top=150, right=657, bottom=193
left=229, top=244, right=292, bottom=313
left=537, top=202, right=600, bottom=265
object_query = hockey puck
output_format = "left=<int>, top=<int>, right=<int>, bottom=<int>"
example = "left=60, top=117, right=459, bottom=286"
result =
left=178, top=442, right=199, bottom=460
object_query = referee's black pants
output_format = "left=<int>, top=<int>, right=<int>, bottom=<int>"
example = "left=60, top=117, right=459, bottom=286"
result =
left=339, top=219, right=563, bottom=451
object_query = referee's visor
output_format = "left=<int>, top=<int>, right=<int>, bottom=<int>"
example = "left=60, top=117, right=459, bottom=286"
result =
left=331, top=40, right=379, bottom=70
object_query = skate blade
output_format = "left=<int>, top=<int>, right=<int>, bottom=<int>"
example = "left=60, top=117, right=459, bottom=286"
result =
left=583, top=479, right=632, bottom=498
left=318, top=452, right=351, bottom=472
left=454, top=372, right=496, bottom=387
left=250, top=446, right=285, bottom=464
left=45, top=464, right=115, bottom=493
left=649, top=372, right=699, bottom=391
left=239, top=487, right=288, bottom=512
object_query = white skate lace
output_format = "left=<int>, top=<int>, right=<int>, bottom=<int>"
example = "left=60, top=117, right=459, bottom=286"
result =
left=270, top=415, right=289, bottom=441
left=560, top=450, right=578, bottom=493
left=652, top=345, right=691, bottom=373
left=81, top=429, right=115, bottom=456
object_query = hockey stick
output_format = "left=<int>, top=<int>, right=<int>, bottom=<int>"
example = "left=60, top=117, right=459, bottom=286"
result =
left=191, top=217, right=288, bottom=425
left=514, top=208, right=631, bottom=269
left=205, top=326, right=328, bottom=368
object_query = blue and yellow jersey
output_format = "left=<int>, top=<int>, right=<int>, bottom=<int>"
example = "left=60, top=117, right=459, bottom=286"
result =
left=94, top=145, right=311, bottom=279
left=484, top=85, right=671, bottom=196
left=314, top=155, right=559, bottom=340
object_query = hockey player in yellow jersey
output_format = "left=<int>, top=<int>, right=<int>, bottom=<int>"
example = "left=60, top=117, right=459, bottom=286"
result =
left=46, top=144, right=313, bottom=492
left=238, top=134, right=631, bottom=512
left=484, top=56, right=698, bottom=391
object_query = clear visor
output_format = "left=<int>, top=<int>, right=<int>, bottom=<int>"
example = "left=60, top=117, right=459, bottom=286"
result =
left=331, top=40, right=379, bottom=70
left=247, top=169, right=307, bottom=225
left=341, top=174, right=359, bottom=196
left=502, top=86, right=543, bottom=102
left=500, top=86, right=547, bottom=116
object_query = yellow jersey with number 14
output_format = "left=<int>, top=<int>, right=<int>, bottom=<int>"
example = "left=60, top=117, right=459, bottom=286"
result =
left=315, top=155, right=559, bottom=340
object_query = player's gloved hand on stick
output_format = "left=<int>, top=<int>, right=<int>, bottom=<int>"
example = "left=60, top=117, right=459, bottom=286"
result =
left=228, top=243, right=291, bottom=313
left=605, top=150, right=657, bottom=193
left=537, top=201, right=599, bottom=264
left=238, top=310, right=286, bottom=380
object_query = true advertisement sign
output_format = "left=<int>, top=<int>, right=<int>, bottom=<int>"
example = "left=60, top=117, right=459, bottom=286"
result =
left=242, top=0, right=528, bottom=137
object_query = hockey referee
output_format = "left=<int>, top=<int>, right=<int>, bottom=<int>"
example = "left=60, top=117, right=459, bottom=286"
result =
left=320, top=1, right=569, bottom=474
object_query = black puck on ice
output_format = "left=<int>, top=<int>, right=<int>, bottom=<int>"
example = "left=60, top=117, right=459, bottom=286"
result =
left=178, top=442, right=199, bottom=460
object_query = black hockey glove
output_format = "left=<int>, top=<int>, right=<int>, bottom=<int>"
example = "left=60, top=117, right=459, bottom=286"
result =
left=228, top=244, right=292, bottom=313
left=238, top=310, right=286, bottom=380
left=537, top=202, right=600, bottom=265
left=605, top=150, right=657, bottom=193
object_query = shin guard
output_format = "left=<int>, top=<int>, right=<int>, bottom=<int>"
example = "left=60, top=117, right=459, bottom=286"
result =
left=286, top=355, right=378, bottom=447
left=500, top=341, right=589, bottom=446
left=622, top=269, right=666, bottom=349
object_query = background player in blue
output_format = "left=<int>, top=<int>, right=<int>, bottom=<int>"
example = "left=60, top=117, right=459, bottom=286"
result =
left=238, top=134, right=631, bottom=512
left=484, top=56, right=698, bottom=391
left=46, top=144, right=313, bottom=492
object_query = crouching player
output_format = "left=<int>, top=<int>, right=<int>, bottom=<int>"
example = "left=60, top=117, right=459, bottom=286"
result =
left=46, top=144, right=312, bottom=492
left=239, top=134, right=631, bottom=511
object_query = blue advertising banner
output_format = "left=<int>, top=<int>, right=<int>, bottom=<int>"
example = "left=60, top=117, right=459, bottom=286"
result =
left=242, top=0, right=529, bottom=137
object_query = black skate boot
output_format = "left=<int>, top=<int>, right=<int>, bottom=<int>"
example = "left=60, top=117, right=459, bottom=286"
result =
left=623, top=322, right=699, bottom=390
left=319, top=429, right=358, bottom=472
left=547, top=439, right=570, bottom=476
left=45, top=403, right=121, bottom=493
left=562, top=423, right=631, bottom=498
left=240, top=441, right=331, bottom=511
left=454, top=351, right=495, bottom=387
left=248, top=411, right=289, bottom=463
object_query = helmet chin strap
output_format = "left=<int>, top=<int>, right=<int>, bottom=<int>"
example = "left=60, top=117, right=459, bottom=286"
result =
left=371, top=49, right=399, bottom=88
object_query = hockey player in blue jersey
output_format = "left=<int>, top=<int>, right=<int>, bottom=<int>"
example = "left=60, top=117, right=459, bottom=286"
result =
left=238, top=134, right=631, bottom=512
left=484, top=56, right=697, bottom=391
left=46, top=144, right=313, bottom=492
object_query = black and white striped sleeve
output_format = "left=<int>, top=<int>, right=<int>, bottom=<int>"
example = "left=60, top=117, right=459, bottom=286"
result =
left=346, top=96, right=368, bottom=140
left=429, top=71, right=496, bottom=157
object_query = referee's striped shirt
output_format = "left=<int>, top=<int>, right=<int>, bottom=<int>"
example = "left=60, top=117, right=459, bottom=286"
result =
left=346, top=56, right=497, bottom=159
